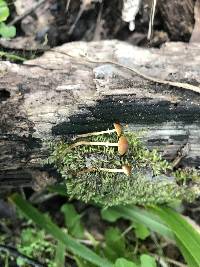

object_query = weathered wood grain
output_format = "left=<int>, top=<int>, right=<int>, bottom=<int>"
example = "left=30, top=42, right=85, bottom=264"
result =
left=0, top=40, right=200, bottom=188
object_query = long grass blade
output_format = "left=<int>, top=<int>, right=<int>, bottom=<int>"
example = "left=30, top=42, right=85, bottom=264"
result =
left=151, top=206, right=200, bottom=267
left=10, top=194, right=112, bottom=267
left=109, top=206, right=174, bottom=240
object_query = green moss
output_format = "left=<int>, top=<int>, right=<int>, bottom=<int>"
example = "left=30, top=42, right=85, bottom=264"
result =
left=46, top=130, right=199, bottom=206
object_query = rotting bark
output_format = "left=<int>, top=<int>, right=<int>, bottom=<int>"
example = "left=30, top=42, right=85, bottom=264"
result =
left=157, top=0, right=195, bottom=41
left=0, top=40, right=200, bottom=189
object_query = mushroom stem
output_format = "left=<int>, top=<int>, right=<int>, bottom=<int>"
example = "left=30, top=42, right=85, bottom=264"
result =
left=70, top=141, right=118, bottom=149
left=73, top=129, right=116, bottom=140
left=72, top=123, right=122, bottom=140
left=76, top=165, right=132, bottom=176
left=76, top=168, right=96, bottom=175
left=99, top=165, right=132, bottom=176
left=70, top=135, right=129, bottom=155
left=99, top=168, right=124, bottom=173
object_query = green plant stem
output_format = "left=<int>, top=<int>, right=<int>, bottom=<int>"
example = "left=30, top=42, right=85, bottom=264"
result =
left=0, top=51, right=26, bottom=61
left=10, top=193, right=113, bottom=267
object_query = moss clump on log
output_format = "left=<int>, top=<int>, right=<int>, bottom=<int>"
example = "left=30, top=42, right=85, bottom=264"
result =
left=46, top=128, right=199, bottom=207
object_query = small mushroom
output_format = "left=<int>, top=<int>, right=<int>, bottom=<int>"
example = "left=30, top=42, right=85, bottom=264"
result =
left=113, top=123, right=122, bottom=136
left=118, top=136, right=129, bottom=155
left=99, top=164, right=132, bottom=176
left=72, top=123, right=122, bottom=140
left=70, top=135, right=129, bottom=155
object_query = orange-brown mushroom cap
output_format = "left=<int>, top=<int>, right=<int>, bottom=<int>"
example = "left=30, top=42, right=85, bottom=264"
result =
left=113, top=123, right=122, bottom=136
left=122, top=165, right=132, bottom=176
left=118, top=136, right=128, bottom=155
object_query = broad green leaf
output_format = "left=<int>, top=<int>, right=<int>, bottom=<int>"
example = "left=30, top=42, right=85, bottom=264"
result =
left=101, top=208, right=121, bottom=222
left=55, top=241, right=65, bottom=267
left=140, top=254, right=157, bottom=267
left=108, top=206, right=174, bottom=240
left=133, top=222, right=150, bottom=240
left=176, top=238, right=198, bottom=267
left=152, top=206, right=200, bottom=267
left=115, top=258, right=138, bottom=267
left=16, top=257, right=26, bottom=266
left=0, top=1, right=9, bottom=22
left=74, top=256, right=94, bottom=267
left=0, top=22, right=16, bottom=38
left=104, top=227, right=126, bottom=261
left=48, top=184, right=68, bottom=196
left=10, top=194, right=112, bottom=267
left=61, top=203, right=84, bottom=238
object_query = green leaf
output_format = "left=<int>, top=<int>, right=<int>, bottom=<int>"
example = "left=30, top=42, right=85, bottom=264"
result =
left=151, top=206, right=200, bottom=267
left=0, top=51, right=26, bottom=61
left=104, top=227, right=126, bottom=261
left=108, top=206, right=174, bottom=240
left=20, top=228, right=43, bottom=246
left=74, top=256, right=94, bottom=267
left=176, top=238, right=198, bottom=267
left=16, top=257, right=26, bottom=267
left=0, top=1, right=9, bottom=22
left=10, top=194, right=112, bottom=267
left=133, top=222, right=150, bottom=240
left=0, top=22, right=16, bottom=38
left=61, top=203, right=84, bottom=238
left=48, top=184, right=68, bottom=196
left=115, top=258, right=138, bottom=267
left=55, top=241, right=65, bottom=267
left=140, top=254, right=157, bottom=267
left=101, top=208, right=122, bottom=222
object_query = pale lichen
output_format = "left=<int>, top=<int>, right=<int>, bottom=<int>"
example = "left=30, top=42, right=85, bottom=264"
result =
left=47, top=130, right=199, bottom=206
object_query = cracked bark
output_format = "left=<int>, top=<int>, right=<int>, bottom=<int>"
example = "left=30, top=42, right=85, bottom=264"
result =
left=157, top=0, right=195, bottom=41
left=0, top=40, right=200, bottom=189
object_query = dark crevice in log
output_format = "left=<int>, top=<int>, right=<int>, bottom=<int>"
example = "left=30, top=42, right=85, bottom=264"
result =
left=0, top=89, right=10, bottom=102
left=52, top=96, right=200, bottom=135
left=0, top=169, right=33, bottom=188
left=157, top=0, right=195, bottom=41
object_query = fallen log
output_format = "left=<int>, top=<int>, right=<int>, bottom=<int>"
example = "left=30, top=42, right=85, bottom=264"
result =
left=0, top=40, right=200, bottom=189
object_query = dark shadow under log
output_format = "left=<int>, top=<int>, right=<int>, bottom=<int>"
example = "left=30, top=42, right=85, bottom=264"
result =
left=0, top=40, right=200, bottom=189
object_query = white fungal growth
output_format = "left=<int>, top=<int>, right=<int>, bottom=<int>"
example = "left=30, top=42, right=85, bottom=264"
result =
left=122, top=0, right=142, bottom=31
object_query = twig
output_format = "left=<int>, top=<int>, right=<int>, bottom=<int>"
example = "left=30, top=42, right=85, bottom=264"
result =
left=29, top=191, right=58, bottom=204
left=151, top=253, right=187, bottom=267
left=50, top=49, right=200, bottom=94
left=0, top=244, right=45, bottom=267
left=68, top=0, right=94, bottom=35
left=9, top=0, right=48, bottom=26
left=93, top=1, right=104, bottom=41
left=150, top=232, right=164, bottom=257
left=68, top=7, right=84, bottom=35
left=172, top=143, right=190, bottom=168
left=65, top=0, right=71, bottom=12
left=148, top=0, right=157, bottom=40
left=121, top=224, right=134, bottom=237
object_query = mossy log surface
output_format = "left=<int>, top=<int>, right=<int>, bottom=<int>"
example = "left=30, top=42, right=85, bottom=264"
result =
left=0, top=40, right=200, bottom=188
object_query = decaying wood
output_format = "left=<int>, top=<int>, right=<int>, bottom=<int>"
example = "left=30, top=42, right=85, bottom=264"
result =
left=0, top=40, right=200, bottom=188
left=157, top=0, right=194, bottom=41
